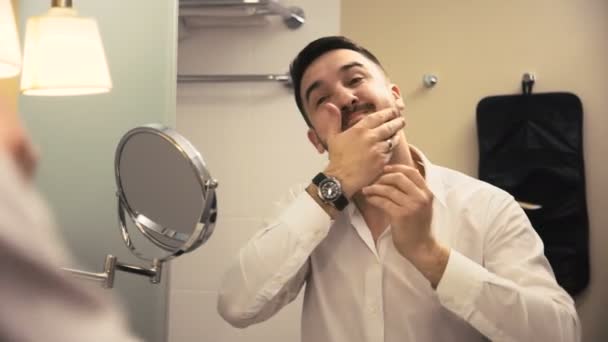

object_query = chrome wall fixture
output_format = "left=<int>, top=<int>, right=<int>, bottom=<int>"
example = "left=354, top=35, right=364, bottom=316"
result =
left=423, top=74, right=438, bottom=88
left=177, top=73, right=292, bottom=87
left=51, top=0, right=72, bottom=6
left=63, top=255, right=162, bottom=288
left=179, top=0, right=305, bottom=30
left=177, top=0, right=303, bottom=87
left=522, top=72, right=536, bottom=94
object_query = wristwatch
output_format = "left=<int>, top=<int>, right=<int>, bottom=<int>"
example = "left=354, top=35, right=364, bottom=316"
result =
left=312, top=173, right=349, bottom=211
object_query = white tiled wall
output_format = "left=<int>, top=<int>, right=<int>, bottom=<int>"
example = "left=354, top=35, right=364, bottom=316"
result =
left=170, top=1, right=340, bottom=341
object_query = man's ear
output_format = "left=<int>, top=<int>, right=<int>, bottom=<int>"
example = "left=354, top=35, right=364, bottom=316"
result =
left=391, top=83, right=405, bottom=112
left=307, top=128, right=326, bottom=153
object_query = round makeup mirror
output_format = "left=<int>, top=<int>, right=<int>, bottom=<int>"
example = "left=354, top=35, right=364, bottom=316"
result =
left=64, top=124, right=218, bottom=288
left=115, top=124, right=218, bottom=261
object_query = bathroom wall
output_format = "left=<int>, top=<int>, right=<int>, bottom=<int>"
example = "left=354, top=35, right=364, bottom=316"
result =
left=170, top=0, right=339, bottom=341
left=17, top=1, right=178, bottom=342
left=342, top=0, right=608, bottom=340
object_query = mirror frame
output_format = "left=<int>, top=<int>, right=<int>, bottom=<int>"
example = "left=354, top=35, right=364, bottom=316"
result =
left=114, top=124, right=218, bottom=262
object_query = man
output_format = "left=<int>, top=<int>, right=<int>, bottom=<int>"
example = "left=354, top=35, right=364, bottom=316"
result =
left=0, top=95, right=140, bottom=342
left=217, top=36, right=580, bottom=341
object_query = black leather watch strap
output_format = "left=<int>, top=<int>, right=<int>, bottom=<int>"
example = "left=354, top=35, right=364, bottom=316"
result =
left=312, top=172, right=326, bottom=186
left=330, top=191, right=349, bottom=211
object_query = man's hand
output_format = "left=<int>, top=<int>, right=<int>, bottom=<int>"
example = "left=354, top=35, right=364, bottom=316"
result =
left=362, top=164, right=449, bottom=288
left=0, top=97, right=38, bottom=181
left=322, top=103, right=405, bottom=198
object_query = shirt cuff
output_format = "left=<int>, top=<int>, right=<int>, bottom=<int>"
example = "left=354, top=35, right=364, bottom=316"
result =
left=280, top=190, right=332, bottom=243
left=436, top=249, right=491, bottom=318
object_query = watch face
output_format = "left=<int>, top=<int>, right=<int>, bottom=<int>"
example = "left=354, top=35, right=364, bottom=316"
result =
left=319, top=178, right=341, bottom=202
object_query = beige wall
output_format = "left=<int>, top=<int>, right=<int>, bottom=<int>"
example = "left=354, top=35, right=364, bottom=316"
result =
left=343, top=0, right=608, bottom=341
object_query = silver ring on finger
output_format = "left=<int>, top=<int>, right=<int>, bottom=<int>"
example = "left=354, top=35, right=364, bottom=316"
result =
left=387, top=139, right=393, bottom=152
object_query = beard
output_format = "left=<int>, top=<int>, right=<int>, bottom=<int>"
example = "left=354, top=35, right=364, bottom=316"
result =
left=341, top=103, right=376, bottom=131
left=314, top=102, right=378, bottom=152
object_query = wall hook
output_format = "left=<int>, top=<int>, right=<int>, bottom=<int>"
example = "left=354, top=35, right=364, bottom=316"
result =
left=522, top=72, right=535, bottom=95
left=423, top=74, right=438, bottom=88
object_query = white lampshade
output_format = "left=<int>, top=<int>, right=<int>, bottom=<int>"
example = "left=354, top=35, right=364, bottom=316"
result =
left=20, top=7, right=112, bottom=96
left=0, top=0, right=22, bottom=78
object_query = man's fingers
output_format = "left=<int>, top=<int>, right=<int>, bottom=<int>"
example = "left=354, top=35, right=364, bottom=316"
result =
left=366, top=194, right=400, bottom=216
left=374, top=172, right=420, bottom=197
left=322, top=102, right=342, bottom=137
left=379, top=132, right=401, bottom=155
left=362, top=184, right=404, bottom=207
left=384, top=164, right=428, bottom=191
left=366, top=165, right=432, bottom=201
left=373, top=116, right=406, bottom=141
left=360, top=108, right=400, bottom=129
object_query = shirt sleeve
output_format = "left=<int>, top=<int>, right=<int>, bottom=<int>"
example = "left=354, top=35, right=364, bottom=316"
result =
left=217, top=185, right=333, bottom=328
left=436, top=192, right=581, bottom=342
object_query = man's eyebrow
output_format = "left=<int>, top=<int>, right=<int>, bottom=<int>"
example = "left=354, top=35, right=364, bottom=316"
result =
left=305, top=80, right=322, bottom=106
left=339, top=61, right=364, bottom=72
left=304, top=62, right=365, bottom=105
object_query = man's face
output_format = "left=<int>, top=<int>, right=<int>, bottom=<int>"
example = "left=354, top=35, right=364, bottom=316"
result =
left=299, top=49, right=404, bottom=152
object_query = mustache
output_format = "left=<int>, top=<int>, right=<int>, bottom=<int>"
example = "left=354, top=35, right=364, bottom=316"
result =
left=341, top=103, right=376, bottom=130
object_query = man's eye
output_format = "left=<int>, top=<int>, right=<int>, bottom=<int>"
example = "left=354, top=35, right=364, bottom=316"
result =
left=316, top=96, right=328, bottom=107
left=349, top=77, right=363, bottom=86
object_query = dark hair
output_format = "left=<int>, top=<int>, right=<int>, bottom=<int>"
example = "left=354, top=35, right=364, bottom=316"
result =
left=289, top=36, right=384, bottom=127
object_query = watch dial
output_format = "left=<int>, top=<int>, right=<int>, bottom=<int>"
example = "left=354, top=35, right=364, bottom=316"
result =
left=321, top=181, right=340, bottom=201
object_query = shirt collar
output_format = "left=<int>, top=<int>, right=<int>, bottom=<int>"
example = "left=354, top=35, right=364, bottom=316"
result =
left=409, top=145, right=447, bottom=208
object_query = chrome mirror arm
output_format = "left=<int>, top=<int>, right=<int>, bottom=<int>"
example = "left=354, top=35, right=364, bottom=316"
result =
left=63, top=254, right=162, bottom=289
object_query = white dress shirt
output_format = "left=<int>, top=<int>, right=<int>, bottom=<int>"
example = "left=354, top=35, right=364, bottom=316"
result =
left=217, top=148, right=580, bottom=342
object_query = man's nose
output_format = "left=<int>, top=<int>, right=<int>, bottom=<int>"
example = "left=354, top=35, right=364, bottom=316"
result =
left=334, top=88, right=358, bottom=114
